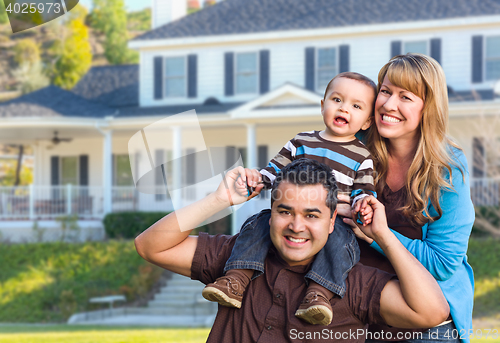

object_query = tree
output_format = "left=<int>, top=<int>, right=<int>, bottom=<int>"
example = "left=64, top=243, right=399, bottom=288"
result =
left=51, top=19, right=92, bottom=89
left=0, top=0, right=8, bottom=24
left=13, top=39, right=40, bottom=66
left=91, top=0, right=138, bottom=64
left=12, top=61, right=49, bottom=94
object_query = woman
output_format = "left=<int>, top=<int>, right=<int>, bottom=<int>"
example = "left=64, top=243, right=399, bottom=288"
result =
left=345, top=53, right=474, bottom=343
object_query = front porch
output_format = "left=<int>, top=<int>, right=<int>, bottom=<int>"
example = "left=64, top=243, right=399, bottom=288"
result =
left=0, top=184, right=177, bottom=220
left=0, top=177, right=498, bottom=221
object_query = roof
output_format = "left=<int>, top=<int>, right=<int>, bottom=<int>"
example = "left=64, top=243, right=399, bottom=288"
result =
left=0, top=86, right=115, bottom=118
left=72, top=65, right=139, bottom=108
left=133, top=0, right=500, bottom=41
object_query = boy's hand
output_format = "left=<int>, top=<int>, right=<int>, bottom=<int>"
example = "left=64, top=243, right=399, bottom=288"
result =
left=354, top=197, right=373, bottom=226
left=244, top=168, right=264, bottom=200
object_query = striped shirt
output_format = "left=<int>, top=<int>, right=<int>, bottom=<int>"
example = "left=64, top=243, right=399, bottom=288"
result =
left=260, top=131, right=376, bottom=202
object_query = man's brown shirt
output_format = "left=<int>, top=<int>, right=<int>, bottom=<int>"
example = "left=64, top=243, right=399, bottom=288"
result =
left=191, top=233, right=394, bottom=343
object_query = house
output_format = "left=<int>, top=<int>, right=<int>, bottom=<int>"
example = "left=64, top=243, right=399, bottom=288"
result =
left=1, top=0, right=500, bottom=241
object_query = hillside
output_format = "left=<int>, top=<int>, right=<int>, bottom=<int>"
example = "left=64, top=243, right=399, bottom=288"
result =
left=0, top=7, right=150, bottom=94
left=0, top=240, right=163, bottom=322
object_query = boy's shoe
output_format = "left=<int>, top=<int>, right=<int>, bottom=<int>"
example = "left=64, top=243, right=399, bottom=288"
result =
left=202, top=276, right=245, bottom=308
left=294, top=291, right=333, bottom=325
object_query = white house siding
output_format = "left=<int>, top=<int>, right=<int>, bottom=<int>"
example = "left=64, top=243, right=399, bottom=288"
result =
left=138, top=19, right=500, bottom=108
left=441, top=25, right=500, bottom=91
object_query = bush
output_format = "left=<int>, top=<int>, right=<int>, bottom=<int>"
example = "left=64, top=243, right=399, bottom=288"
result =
left=13, top=39, right=40, bottom=66
left=103, top=211, right=233, bottom=238
left=103, top=212, right=169, bottom=239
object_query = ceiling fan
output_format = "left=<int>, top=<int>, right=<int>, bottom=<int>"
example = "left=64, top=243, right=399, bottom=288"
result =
left=51, top=131, right=72, bottom=145
left=41, top=131, right=73, bottom=149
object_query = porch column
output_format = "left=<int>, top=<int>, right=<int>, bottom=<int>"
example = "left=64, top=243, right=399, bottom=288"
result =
left=246, top=123, right=257, bottom=169
left=172, top=126, right=182, bottom=209
left=102, top=129, right=113, bottom=215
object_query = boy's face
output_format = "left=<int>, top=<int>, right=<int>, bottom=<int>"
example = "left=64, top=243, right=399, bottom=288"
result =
left=269, top=181, right=336, bottom=267
left=320, top=77, right=374, bottom=140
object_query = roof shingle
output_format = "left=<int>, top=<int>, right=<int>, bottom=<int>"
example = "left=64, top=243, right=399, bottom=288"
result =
left=0, top=86, right=116, bottom=118
left=133, top=0, right=500, bottom=41
left=72, top=65, right=139, bottom=108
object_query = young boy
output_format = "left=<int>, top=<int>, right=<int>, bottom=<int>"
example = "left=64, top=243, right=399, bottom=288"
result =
left=202, top=72, right=377, bottom=326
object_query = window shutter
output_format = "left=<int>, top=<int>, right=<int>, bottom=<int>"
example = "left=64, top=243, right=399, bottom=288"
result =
left=51, top=156, right=59, bottom=185
left=224, top=52, right=234, bottom=96
left=187, top=54, right=197, bottom=98
left=155, top=150, right=165, bottom=201
left=259, top=50, right=270, bottom=94
left=258, top=145, right=268, bottom=169
left=430, top=38, right=442, bottom=64
left=226, top=146, right=237, bottom=169
left=79, top=155, right=88, bottom=186
left=154, top=56, right=163, bottom=100
left=305, top=47, right=315, bottom=91
left=472, top=35, right=483, bottom=84
left=473, top=137, right=486, bottom=177
left=391, top=41, right=402, bottom=57
left=339, top=45, right=349, bottom=73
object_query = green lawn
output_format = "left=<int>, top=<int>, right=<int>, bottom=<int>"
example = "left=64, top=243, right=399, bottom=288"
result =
left=0, top=325, right=210, bottom=343
left=0, top=325, right=497, bottom=343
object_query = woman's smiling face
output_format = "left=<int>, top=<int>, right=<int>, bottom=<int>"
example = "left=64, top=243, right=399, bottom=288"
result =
left=375, top=76, right=425, bottom=144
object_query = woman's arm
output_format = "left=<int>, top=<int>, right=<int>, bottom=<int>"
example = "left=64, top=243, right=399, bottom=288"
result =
left=369, top=152, right=475, bottom=281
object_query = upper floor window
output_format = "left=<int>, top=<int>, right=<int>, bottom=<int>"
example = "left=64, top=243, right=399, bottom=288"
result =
left=485, top=36, right=500, bottom=81
left=317, top=47, right=337, bottom=92
left=165, top=57, right=186, bottom=97
left=235, top=52, right=258, bottom=94
left=404, top=41, right=428, bottom=55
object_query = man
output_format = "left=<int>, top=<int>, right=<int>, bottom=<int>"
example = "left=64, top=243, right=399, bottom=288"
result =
left=135, top=159, right=449, bottom=343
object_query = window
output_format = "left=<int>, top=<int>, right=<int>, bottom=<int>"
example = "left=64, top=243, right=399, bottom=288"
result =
left=486, top=36, right=500, bottom=81
left=235, top=52, right=258, bottom=94
left=60, top=156, right=78, bottom=185
left=114, top=155, right=133, bottom=186
left=317, top=47, right=337, bottom=92
left=404, top=41, right=428, bottom=55
left=165, top=57, right=186, bottom=97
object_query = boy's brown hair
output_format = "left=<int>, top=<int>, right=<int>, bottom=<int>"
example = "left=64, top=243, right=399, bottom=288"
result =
left=323, top=72, right=377, bottom=101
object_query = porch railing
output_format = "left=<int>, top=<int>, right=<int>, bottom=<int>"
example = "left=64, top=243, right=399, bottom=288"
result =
left=0, top=178, right=497, bottom=220
left=0, top=185, right=104, bottom=220
left=470, top=178, right=500, bottom=206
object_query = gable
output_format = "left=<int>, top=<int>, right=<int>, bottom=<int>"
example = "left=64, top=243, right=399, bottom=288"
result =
left=229, top=83, right=321, bottom=118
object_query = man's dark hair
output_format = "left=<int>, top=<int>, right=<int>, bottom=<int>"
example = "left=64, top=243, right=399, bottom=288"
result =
left=271, top=159, right=338, bottom=217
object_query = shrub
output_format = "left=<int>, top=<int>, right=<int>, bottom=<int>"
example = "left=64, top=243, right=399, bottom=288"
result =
left=103, top=211, right=233, bottom=239
left=103, top=212, right=169, bottom=239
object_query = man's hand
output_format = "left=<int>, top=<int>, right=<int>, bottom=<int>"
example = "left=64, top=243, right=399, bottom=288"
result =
left=351, top=196, right=388, bottom=243
left=214, top=167, right=265, bottom=206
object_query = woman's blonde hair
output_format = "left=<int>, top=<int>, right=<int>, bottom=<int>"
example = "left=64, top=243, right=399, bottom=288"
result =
left=367, top=53, right=463, bottom=227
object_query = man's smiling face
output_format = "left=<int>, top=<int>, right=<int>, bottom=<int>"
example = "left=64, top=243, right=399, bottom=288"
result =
left=269, top=181, right=336, bottom=266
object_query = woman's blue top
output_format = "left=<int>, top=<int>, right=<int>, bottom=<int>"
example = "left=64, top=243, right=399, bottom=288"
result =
left=369, top=148, right=475, bottom=343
